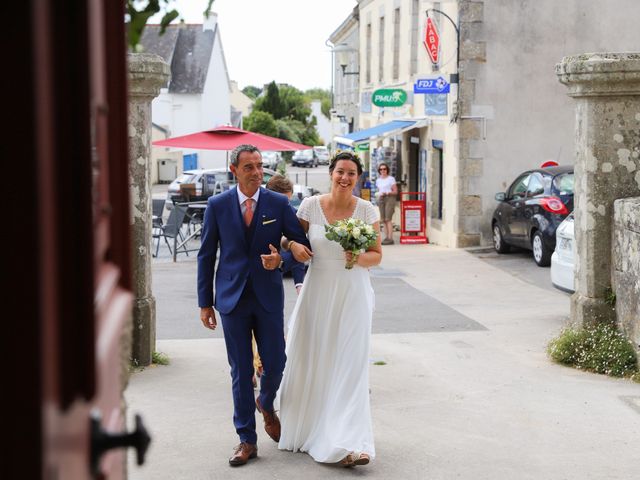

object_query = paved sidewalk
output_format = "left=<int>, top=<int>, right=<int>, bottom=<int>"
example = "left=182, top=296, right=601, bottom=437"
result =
left=126, top=242, right=640, bottom=480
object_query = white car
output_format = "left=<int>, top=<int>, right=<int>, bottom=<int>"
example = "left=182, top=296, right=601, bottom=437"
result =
left=550, top=212, right=575, bottom=293
left=261, top=151, right=282, bottom=169
left=313, top=146, right=330, bottom=165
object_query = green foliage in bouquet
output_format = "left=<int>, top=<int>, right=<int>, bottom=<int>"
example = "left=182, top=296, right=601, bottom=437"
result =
left=325, top=218, right=378, bottom=269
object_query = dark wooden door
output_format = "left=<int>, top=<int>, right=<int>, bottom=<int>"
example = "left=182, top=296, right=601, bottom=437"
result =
left=5, top=1, right=140, bottom=479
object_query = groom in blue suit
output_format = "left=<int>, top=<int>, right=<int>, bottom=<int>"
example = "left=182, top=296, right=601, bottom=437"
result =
left=198, top=144, right=312, bottom=466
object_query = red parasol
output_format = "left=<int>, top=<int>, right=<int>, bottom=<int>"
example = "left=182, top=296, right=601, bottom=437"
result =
left=152, top=125, right=311, bottom=151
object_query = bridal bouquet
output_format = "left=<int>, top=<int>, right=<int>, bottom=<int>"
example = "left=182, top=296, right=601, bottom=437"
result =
left=325, top=218, right=378, bottom=269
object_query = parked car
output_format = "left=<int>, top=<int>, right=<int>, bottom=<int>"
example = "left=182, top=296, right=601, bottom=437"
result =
left=292, top=149, right=318, bottom=168
left=313, top=146, right=330, bottom=165
left=492, top=165, right=574, bottom=266
left=261, top=151, right=282, bottom=169
left=551, top=212, right=575, bottom=293
left=165, top=167, right=278, bottom=209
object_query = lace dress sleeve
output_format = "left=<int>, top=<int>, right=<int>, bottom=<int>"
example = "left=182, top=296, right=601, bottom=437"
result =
left=296, top=196, right=312, bottom=222
left=363, top=200, right=380, bottom=225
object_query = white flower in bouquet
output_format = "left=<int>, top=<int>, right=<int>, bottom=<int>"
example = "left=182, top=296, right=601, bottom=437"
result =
left=324, top=217, right=379, bottom=269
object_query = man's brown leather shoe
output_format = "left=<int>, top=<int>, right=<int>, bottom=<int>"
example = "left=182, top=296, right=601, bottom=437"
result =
left=255, top=397, right=281, bottom=442
left=228, top=442, right=257, bottom=466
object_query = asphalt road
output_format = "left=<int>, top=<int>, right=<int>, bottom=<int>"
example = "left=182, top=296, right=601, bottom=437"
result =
left=468, top=246, right=567, bottom=295
left=285, top=164, right=330, bottom=193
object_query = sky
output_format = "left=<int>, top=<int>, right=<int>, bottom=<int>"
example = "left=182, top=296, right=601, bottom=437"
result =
left=149, top=0, right=358, bottom=92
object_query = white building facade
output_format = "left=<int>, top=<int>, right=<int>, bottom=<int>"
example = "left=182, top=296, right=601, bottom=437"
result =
left=334, top=0, right=640, bottom=247
left=142, top=13, right=232, bottom=176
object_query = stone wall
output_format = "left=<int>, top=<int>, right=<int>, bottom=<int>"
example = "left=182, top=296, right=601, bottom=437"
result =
left=613, top=197, right=640, bottom=351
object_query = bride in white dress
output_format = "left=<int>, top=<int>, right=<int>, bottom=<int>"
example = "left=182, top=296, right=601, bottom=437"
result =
left=278, top=152, right=382, bottom=467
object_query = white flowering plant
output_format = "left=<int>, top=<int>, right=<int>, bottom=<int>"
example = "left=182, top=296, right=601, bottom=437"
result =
left=325, top=217, right=378, bottom=269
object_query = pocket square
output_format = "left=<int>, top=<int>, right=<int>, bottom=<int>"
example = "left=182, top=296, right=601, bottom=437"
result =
left=262, top=219, right=276, bottom=225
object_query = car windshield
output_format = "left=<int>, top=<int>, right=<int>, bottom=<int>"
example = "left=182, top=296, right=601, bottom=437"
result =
left=296, top=150, right=313, bottom=158
left=262, top=152, right=276, bottom=159
left=552, top=173, right=574, bottom=195
left=175, top=173, right=196, bottom=184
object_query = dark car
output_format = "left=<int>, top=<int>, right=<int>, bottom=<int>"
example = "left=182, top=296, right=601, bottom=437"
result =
left=291, top=149, right=318, bottom=168
left=492, top=166, right=574, bottom=266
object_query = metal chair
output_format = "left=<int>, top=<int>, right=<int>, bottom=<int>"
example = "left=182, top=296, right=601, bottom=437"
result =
left=153, top=204, right=190, bottom=259
left=152, top=198, right=165, bottom=232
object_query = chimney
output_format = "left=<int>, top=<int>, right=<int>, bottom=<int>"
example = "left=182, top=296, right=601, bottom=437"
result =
left=203, top=11, right=217, bottom=32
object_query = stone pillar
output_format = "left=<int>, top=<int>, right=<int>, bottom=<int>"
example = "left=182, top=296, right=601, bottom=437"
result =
left=556, top=53, right=640, bottom=326
left=128, top=53, right=170, bottom=366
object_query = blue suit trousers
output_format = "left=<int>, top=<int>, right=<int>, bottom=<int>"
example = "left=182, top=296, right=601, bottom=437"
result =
left=220, top=282, right=286, bottom=444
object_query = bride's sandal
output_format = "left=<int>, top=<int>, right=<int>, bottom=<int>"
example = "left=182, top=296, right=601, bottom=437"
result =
left=353, top=453, right=370, bottom=465
left=340, top=453, right=356, bottom=467
left=340, top=452, right=370, bottom=467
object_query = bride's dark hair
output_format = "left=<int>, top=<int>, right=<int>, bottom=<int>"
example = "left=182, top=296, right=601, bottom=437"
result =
left=329, top=151, right=363, bottom=176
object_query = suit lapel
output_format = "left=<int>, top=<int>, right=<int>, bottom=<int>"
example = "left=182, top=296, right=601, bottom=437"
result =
left=249, top=187, right=271, bottom=252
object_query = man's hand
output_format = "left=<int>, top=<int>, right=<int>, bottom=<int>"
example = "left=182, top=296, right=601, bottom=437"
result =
left=200, top=307, right=217, bottom=330
left=291, top=241, right=313, bottom=263
left=260, top=244, right=281, bottom=270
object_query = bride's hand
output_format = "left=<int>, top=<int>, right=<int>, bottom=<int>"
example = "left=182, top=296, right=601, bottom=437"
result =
left=291, top=241, right=313, bottom=262
left=344, top=250, right=359, bottom=266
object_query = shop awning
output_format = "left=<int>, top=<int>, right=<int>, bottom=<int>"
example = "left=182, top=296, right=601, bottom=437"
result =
left=333, top=118, right=429, bottom=147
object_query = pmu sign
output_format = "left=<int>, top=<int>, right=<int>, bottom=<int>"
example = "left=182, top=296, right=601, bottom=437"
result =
left=424, top=17, right=440, bottom=64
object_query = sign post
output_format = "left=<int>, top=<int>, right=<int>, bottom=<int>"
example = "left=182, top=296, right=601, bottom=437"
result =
left=400, top=192, right=428, bottom=244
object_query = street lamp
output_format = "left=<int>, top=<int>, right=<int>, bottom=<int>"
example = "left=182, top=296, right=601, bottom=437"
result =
left=333, top=44, right=359, bottom=76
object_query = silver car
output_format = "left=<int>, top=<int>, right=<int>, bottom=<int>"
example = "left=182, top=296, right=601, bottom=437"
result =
left=313, top=146, right=330, bottom=165
left=261, top=151, right=282, bottom=169
left=165, top=167, right=278, bottom=209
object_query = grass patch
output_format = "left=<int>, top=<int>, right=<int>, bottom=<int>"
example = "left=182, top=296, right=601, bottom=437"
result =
left=373, top=361, right=387, bottom=366
left=548, top=323, right=639, bottom=379
left=604, top=287, right=617, bottom=308
left=129, top=351, right=170, bottom=373
left=152, top=351, right=170, bottom=366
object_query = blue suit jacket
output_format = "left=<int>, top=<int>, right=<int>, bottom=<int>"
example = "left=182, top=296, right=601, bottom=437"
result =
left=281, top=250, right=306, bottom=285
left=197, top=187, right=310, bottom=314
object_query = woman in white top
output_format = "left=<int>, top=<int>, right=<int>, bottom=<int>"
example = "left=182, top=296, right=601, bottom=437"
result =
left=279, top=151, right=382, bottom=468
left=374, top=162, right=397, bottom=245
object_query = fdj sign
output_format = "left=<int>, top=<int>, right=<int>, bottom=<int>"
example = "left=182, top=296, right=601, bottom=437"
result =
left=414, top=76, right=450, bottom=94
left=372, top=89, right=407, bottom=107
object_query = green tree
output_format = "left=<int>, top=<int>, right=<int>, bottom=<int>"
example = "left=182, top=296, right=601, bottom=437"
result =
left=242, top=85, right=262, bottom=100
left=255, top=81, right=285, bottom=119
left=278, top=86, right=311, bottom=123
left=243, top=110, right=278, bottom=138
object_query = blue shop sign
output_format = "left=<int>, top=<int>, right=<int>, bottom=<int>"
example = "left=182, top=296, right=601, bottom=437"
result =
left=414, top=76, right=450, bottom=94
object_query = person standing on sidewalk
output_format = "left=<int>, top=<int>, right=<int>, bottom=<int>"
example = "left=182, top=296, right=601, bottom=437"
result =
left=375, top=162, right=397, bottom=245
left=197, top=144, right=312, bottom=467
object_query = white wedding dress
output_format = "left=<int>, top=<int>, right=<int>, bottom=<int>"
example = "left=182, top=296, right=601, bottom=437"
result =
left=278, top=195, right=378, bottom=463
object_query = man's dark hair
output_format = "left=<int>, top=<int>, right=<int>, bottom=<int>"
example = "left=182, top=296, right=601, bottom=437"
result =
left=230, top=144, right=261, bottom=166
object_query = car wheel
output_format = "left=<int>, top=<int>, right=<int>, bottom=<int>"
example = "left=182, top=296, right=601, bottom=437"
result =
left=493, top=223, right=511, bottom=253
left=532, top=230, right=551, bottom=267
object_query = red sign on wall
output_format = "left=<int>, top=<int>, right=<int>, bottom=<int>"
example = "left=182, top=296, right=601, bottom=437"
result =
left=424, top=17, right=440, bottom=64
